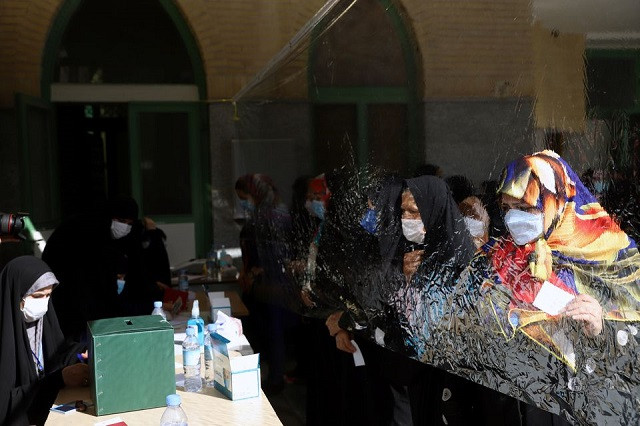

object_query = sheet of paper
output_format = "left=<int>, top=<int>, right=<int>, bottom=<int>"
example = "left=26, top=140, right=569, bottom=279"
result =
left=533, top=281, right=575, bottom=315
left=351, top=340, right=365, bottom=367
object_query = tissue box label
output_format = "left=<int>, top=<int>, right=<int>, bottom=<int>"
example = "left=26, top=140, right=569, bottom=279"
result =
left=212, top=333, right=260, bottom=400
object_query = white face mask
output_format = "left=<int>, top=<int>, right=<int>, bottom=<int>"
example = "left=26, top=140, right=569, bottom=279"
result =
left=464, top=217, right=485, bottom=238
left=504, top=209, right=544, bottom=246
left=21, top=295, right=50, bottom=322
left=110, top=220, right=132, bottom=239
left=401, top=218, right=425, bottom=244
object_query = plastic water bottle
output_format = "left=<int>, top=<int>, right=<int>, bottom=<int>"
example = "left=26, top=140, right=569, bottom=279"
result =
left=219, top=245, right=229, bottom=268
left=204, top=324, right=216, bottom=387
left=186, top=300, right=205, bottom=347
left=206, top=246, right=218, bottom=279
left=151, top=301, right=167, bottom=320
left=178, top=269, right=189, bottom=291
left=159, top=393, right=188, bottom=425
left=182, top=328, right=202, bottom=392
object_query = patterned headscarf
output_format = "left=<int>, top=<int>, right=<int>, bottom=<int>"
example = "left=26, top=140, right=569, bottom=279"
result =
left=484, top=150, right=640, bottom=369
left=308, top=174, right=331, bottom=204
left=235, top=174, right=280, bottom=208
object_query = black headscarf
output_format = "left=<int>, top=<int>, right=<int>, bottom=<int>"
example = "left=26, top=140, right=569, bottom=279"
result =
left=371, top=174, right=404, bottom=274
left=0, top=256, right=82, bottom=425
left=405, top=175, right=475, bottom=269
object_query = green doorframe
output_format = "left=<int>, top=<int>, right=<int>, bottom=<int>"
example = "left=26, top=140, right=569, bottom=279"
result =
left=15, top=93, right=60, bottom=229
left=308, top=0, right=422, bottom=172
left=39, top=0, right=212, bottom=254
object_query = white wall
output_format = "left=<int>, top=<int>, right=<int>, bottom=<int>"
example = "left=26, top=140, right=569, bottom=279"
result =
left=156, top=222, right=196, bottom=267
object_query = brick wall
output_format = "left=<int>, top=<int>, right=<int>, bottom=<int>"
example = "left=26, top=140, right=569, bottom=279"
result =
left=402, top=0, right=535, bottom=98
left=0, top=0, right=324, bottom=106
left=0, top=0, right=584, bottom=130
left=174, top=0, right=324, bottom=99
left=532, top=22, right=586, bottom=132
left=0, top=0, right=62, bottom=107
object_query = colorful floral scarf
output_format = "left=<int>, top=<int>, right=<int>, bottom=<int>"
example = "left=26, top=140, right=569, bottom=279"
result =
left=483, top=150, right=640, bottom=370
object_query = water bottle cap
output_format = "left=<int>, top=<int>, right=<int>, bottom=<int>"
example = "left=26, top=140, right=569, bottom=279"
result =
left=154, top=301, right=162, bottom=308
left=191, top=300, right=200, bottom=317
left=186, top=327, right=195, bottom=336
left=166, top=394, right=181, bottom=406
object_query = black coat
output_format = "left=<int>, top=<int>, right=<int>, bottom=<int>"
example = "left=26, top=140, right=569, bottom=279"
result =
left=0, top=256, right=83, bottom=425
left=42, top=213, right=160, bottom=342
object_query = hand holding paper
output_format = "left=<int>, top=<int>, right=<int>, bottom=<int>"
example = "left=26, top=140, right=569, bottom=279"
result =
left=532, top=281, right=575, bottom=316
left=560, top=293, right=604, bottom=336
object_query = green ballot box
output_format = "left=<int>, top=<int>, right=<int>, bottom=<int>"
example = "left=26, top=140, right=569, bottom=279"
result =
left=88, top=315, right=176, bottom=416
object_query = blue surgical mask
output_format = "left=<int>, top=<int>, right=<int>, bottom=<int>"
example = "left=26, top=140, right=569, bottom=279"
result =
left=305, top=200, right=325, bottom=221
left=239, top=199, right=254, bottom=212
left=359, top=208, right=378, bottom=234
left=593, top=181, right=608, bottom=194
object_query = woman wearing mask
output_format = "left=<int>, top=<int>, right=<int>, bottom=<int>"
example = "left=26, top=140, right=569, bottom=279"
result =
left=43, top=196, right=145, bottom=341
left=386, top=175, right=493, bottom=425
left=331, top=175, right=483, bottom=425
left=298, top=174, right=331, bottom=309
left=426, top=151, right=640, bottom=424
left=0, top=256, right=89, bottom=425
left=445, top=175, right=490, bottom=249
left=234, top=174, right=292, bottom=395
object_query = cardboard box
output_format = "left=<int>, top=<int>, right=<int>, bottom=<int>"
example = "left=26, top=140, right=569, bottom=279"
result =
left=208, top=292, right=231, bottom=321
left=212, top=332, right=260, bottom=400
left=88, top=315, right=176, bottom=416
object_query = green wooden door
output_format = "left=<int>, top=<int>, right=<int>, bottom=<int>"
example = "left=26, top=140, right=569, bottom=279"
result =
left=16, top=94, right=60, bottom=229
left=128, top=102, right=210, bottom=258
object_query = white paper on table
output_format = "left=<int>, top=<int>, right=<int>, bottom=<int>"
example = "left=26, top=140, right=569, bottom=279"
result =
left=351, top=340, right=365, bottom=367
left=533, top=281, right=575, bottom=315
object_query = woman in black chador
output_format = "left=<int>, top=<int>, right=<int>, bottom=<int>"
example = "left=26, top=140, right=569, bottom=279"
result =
left=0, top=256, right=88, bottom=425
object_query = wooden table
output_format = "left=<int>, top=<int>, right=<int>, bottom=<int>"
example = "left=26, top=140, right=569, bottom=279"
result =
left=196, top=290, right=249, bottom=319
left=47, top=385, right=281, bottom=425
left=47, top=321, right=280, bottom=425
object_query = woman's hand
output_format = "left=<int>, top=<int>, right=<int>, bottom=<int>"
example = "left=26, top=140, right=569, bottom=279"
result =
left=62, top=363, right=90, bottom=387
left=300, top=289, right=315, bottom=308
left=325, top=311, right=343, bottom=336
left=142, top=217, right=157, bottom=230
left=403, top=250, right=424, bottom=281
left=561, top=294, right=604, bottom=336
left=335, top=330, right=356, bottom=353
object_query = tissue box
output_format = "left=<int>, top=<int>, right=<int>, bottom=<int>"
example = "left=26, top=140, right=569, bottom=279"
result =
left=88, top=315, right=175, bottom=416
left=208, top=292, right=231, bottom=321
left=212, top=332, right=260, bottom=400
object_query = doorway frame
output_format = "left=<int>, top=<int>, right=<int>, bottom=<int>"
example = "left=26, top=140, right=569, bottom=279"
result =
left=39, top=0, right=212, bottom=257
left=308, top=0, right=423, bottom=173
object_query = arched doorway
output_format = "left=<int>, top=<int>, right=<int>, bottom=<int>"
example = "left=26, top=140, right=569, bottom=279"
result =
left=37, top=0, right=210, bottom=261
left=309, top=0, right=422, bottom=175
